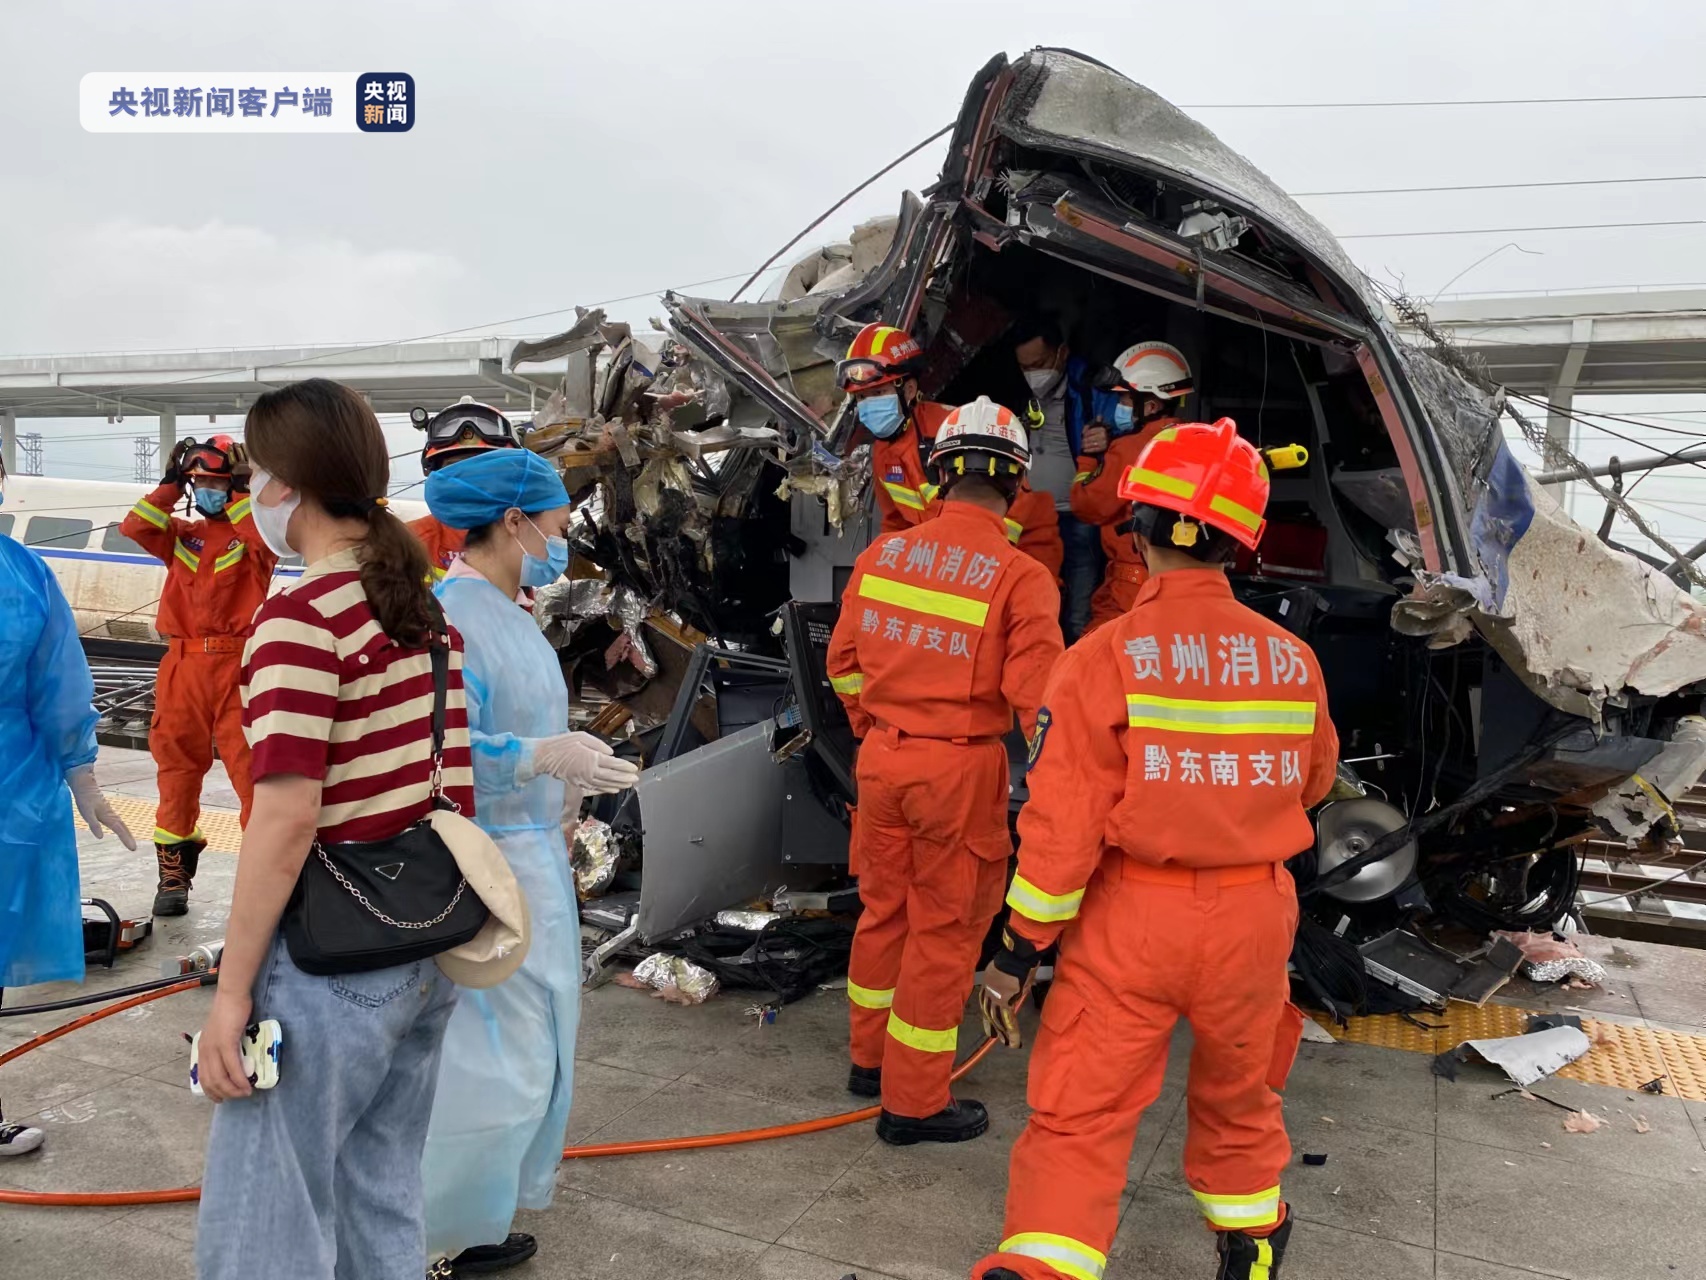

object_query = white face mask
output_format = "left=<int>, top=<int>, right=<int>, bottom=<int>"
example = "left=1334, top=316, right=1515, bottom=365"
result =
left=248, top=467, right=301, bottom=557
left=1024, top=367, right=1064, bottom=398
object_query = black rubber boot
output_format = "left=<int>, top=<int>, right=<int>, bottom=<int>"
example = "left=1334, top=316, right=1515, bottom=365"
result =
left=152, top=838, right=204, bottom=917
left=876, top=1098, right=989, bottom=1146
left=1215, top=1213, right=1291, bottom=1279
left=452, top=1233, right=537, bottom=1274
left=848, top=1064, right=882, bottom=1098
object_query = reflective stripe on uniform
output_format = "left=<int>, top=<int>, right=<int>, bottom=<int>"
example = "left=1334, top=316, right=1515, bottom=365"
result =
left=1072, top=469, right=1093, bottom=484
left=1209, top=492, right=1263, bottom=534
left=886, top=1011, right=957, bottom=1054
left=226, top=496, right=252, bottom=522
left=214, top=544, right=247, bottom=572
left=131, top=500, right=170, bottom=530
left=1124, top=466, right=1196, bottom=501
left=173, top=539, right=201, bottom=572
left=1251, top=1235, right=1276, bottom=1280
left=999, top=1232, right=1108, bottom=1280
left=1006, top=874, right=1084, bottom=924
left=1004, top=517, right=1022, bottom=544
left=153, top=825, right=205, bottom=845
left=919, top=482, right=941, bottom=504
left=882, top=482, right=927, bottom=511
left=1126, top=693, right=1315, bottom=736
left=858, top=575, right=990, bottom=627
left=1193, top=1187, right=1282, bottom=1231
left=829, top=672, right=864, bottom=695
left=846, top=979, right=894, bottom=1009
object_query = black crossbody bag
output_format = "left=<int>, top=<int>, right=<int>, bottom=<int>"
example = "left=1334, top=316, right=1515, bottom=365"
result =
left=282, top=619, right=490, bottom=976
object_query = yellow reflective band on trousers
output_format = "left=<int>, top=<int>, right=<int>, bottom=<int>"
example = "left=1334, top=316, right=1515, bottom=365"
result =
left=1126, top=693, right=1315, bottom=736
left=882, top=482, right=927, bottom=511
left=1006, top=873, right=1084, bottom=924
left=153, top=825, right=205, bottom=846
left=1124, top=466, right=1196, bottom=501
left=886, top=1011, right=957, bottom=1054
left=132, top=500, right=169, bottom=530
left=1000, top=1232, right=1108, bottom=1280
left=1209, top=492, right=1263, bottom=534
left=1251, top=1235, right=1275, bottom=1280
left=830, top=672, right=865, bottom=695
left=846, top=979, right=894, bottom=1010
left=1193, top=1187, right=1282, bottom=1231
left=858, top=574, right=990, bottom=628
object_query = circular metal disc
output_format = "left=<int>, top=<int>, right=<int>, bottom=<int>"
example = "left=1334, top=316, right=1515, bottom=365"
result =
left=1315, top=797, right=1417, bottom=903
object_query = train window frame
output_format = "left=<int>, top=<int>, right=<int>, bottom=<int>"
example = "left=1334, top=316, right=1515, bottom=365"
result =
left=0, top=513, right=13, bottom=537
left=101, top=524, right=152, bottom=557
left=25, top=516, right=94, bottom=551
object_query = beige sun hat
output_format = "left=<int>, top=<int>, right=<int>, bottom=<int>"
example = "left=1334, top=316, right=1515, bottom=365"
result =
left=428, top=807, right=531, bottom=988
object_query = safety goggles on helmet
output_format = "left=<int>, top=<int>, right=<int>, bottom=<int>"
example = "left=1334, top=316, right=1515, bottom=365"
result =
left=835, top=357, right=909, bottom=392
left=836, top=322, right=924, bottom=392
left=413, top=399, right=518, bottom=471
left=181, top=435, right=237, bottom=479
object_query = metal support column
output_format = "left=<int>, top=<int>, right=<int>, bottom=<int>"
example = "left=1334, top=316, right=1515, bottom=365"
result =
left=1543, top=318, right=1593, bottom=504
left=0, top=409, right=15, bottom=476
left=158, top=408, right=176, bottom=473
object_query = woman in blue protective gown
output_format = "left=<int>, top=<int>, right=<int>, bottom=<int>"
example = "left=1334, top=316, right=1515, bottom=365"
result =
left=419, top=449, right=639, bottom=1276
left=0, top=457, right=136, bottom=1155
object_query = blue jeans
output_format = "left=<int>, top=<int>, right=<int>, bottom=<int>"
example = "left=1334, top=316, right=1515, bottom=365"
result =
left=197, top=935, right=458, bottom=1280
left=1059, top=512, right=1105, bottom=644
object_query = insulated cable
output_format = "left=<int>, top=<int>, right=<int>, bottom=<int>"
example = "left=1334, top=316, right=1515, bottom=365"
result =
left=0, top=979, right=997, bottom=1208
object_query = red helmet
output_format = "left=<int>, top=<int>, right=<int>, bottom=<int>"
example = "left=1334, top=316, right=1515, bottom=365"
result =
left=1117, top=418, right=1292, bottom=550
left=182, top=434, right=237, bottom=479
left=835, top=323, right=924, bottom=393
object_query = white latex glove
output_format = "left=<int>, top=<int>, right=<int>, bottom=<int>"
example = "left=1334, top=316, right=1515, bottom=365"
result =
left=66, top=765, right=138, bottom=851
left=528, top=732, right=641, bottom=795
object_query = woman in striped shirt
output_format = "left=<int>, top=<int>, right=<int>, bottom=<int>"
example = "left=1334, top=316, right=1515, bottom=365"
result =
left=194, top=378, right=476, bottom=1280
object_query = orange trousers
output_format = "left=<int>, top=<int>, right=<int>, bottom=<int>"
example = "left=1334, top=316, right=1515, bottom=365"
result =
left=976, top=859, right=1303, bottom=1280
left=150, top=642, right=254, bottom=844
left=848, top=729, right=1010, bottom=1119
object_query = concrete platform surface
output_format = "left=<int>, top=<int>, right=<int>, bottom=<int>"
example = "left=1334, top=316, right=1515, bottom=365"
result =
left=3, top=750, right=1706, bottom=1279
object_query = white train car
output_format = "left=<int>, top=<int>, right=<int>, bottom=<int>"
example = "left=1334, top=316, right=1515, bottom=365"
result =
left=3, top=476, right=428, bottom=645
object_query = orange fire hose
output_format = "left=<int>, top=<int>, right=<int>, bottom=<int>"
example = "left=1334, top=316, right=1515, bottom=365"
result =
left=0, top=980, right=998, bottom=1208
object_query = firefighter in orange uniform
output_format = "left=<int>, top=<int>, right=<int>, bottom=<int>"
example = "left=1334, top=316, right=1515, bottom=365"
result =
left=407, top=397, right=522, bottom=580
left=1070, top=342, right=1194, bottom=631
left=973, top=419, right=1338, bottom=1280
left=837, top=323, right=1063, bottom=577
left=827, top=397, right=1064, bottom=1145
left=120, top=435, right=277, bottom=916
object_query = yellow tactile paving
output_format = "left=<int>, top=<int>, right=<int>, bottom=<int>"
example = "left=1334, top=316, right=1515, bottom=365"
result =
left=1313, top=1004, right=1706, bottom=1101
left=101, top=792, right=243, bottom=854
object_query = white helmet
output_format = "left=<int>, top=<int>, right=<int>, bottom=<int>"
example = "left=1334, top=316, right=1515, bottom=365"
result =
left=929, top=396, right=1032, bottom=481
left=1105, top=341, right=1194, bottom=401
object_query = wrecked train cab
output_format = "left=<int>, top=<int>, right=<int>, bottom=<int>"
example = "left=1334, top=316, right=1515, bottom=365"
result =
left=669, top=47, right=1706, bottom=939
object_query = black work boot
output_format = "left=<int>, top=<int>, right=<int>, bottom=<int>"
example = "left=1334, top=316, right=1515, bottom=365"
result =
left=152, top=838, right=204, bottom=917
left=1215, top=1213, right=1292, bottom=1279
left=876, top=1098, right=989, bottom=1146
left=451, top=1233, right=537, bottom=1274
left=848, top=1064, right=882, bottom=1098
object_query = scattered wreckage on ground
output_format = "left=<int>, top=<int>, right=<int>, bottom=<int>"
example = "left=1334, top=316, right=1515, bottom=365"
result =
left=498, top=47, right=1706, bottom=991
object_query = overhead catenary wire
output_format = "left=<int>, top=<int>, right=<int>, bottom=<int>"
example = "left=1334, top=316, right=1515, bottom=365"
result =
left=1296, top=173, right=1706, bottom=198
left=1181, top=93, right=1706, bottom=109
left=1341, top=219, right=1706, bottom=240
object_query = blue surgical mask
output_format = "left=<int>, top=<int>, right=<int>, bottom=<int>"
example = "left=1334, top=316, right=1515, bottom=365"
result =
left=517, top=515, right=570, bottom=588
left=1111, top=401, right=1135, bottom=431
left=856, top=393, right=905, bottom=439
left=193, top=486, right=229, bottom=516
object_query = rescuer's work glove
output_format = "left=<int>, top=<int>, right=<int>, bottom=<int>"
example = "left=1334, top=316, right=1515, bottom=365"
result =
left=161, top=438, right=194, bottom=487
left=978, top=927, right=1039, bottom=1048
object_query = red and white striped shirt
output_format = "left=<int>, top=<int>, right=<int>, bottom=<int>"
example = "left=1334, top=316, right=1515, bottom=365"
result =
left=240, top=548, right=475, bottom=844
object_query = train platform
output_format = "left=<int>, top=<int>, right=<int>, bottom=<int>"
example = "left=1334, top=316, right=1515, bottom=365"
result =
left=4, top=748, right=1706, bottom=1280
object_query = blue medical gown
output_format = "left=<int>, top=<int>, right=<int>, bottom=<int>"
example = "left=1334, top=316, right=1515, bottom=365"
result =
left=0, top=536, right=98, bottom=988
left=422, top=572, right=580, bottom=1257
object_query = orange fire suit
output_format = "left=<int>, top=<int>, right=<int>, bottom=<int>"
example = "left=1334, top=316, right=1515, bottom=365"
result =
left=1068, top=419, right=1175, bottom=631
left=828, top=502, right=1064, bottom=1119
left=975, top=568, right=1338, bottom=1280
left=121, top=485, right=278, bottom=840
left=409, top=514, right=467, bottom=583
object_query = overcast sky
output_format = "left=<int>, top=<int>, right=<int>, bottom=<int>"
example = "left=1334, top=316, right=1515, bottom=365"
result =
left=2, top=0, right=1703, bottom=558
